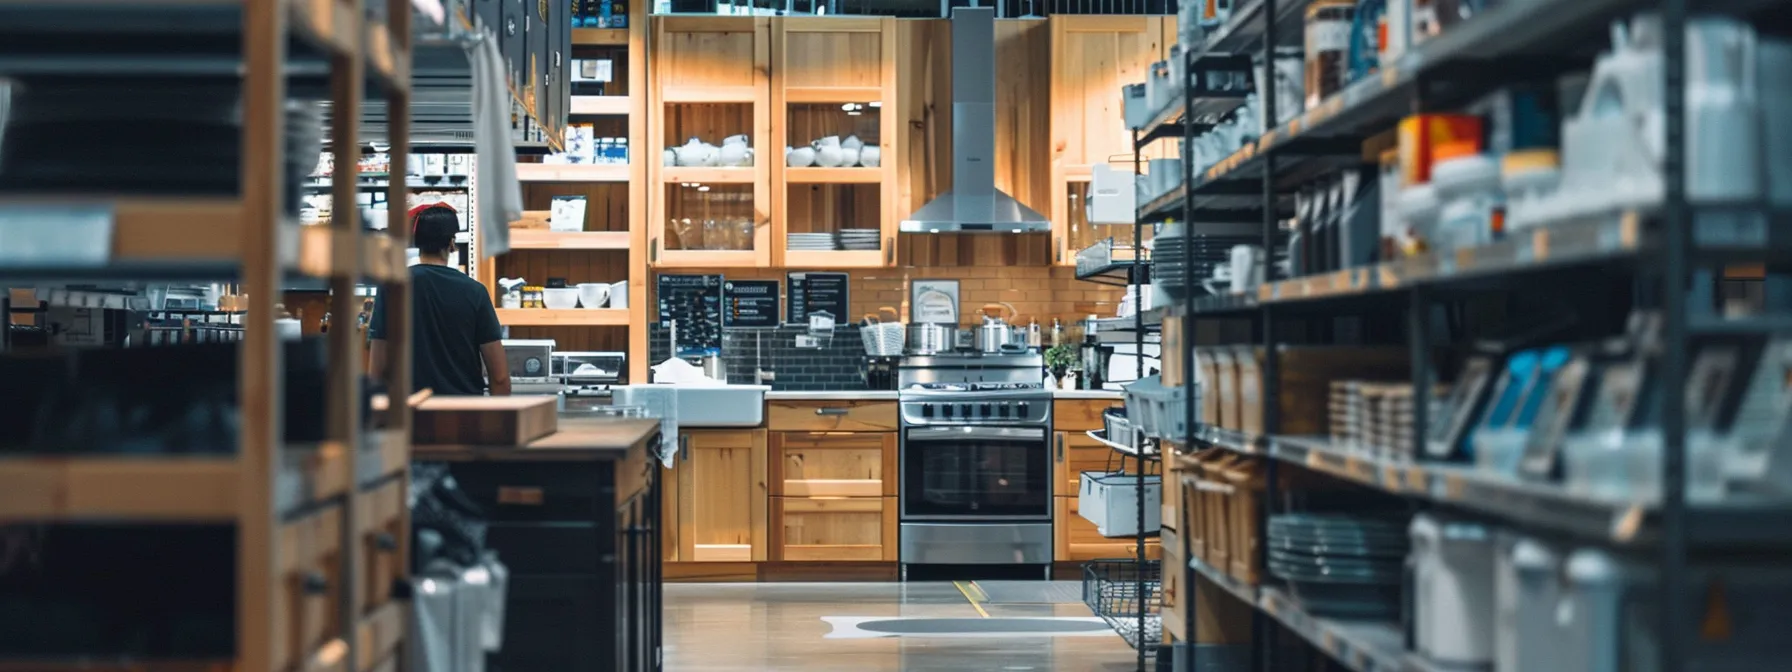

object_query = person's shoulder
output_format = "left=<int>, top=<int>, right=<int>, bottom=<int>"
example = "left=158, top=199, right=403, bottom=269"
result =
left=413, top=265, right=491, bottom=295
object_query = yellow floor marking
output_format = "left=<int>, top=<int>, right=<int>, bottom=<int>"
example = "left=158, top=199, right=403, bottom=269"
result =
left=953, top=580, right=991, bottom=618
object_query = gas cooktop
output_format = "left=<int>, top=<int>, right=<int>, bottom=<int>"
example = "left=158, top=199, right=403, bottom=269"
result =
left=904, top=381, right=1044, bottom=393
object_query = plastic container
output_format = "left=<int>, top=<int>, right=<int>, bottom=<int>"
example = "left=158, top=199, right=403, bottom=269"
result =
left=1411, top=514, right=1496, bottom=667
left=1501, top=149, right=1561, bottom=232
left=1430, top=142, right=1504, bottom=252
left=1394, top=182, right=1440, bottom=258
left=1496, top=535, right=1561, bottom=672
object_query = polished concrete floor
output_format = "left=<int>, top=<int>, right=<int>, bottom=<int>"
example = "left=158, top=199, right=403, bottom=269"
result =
left=665, top=582, right=1149, bottom=671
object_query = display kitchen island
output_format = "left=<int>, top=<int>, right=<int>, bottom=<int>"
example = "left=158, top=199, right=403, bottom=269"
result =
left=413, top=415, right=665, bottom=672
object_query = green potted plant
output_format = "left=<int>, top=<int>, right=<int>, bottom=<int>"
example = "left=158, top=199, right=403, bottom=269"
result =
left=1044, top=343, right=1077, bottom=384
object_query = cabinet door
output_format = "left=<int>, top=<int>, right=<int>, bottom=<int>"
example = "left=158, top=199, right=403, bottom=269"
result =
left=769, top=431, right=896, bottom=497
left=660, top=463, right=681, bottom=562
left=676, top=429, right=769, bottom=562
left=769, top=496, right=897, bottom=561
left=1055, top=430, right=1119, bottom=500
left=1053, top=497, right=1161, bottom=563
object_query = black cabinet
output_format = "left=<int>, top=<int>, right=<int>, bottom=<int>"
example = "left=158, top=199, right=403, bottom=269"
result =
left=442, top=453, right=661, bottom=672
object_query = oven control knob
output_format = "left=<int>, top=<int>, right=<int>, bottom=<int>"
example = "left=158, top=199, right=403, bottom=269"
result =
left=1017, top=401, right=1031, bottom=418
left=921, top=404, right=935, bottom=418
left=979, top=403, right=992, bottom=417
left=940, top=404, right=953, bottom=418
left=995, top=404, right=1009, bottom=418
left=956, top=403, right=971, bottom=418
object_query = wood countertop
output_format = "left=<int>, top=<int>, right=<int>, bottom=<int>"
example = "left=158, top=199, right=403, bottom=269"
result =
left=762, top=389, right=1122, bottom=401
left=412, top=417, right=662, bottom=462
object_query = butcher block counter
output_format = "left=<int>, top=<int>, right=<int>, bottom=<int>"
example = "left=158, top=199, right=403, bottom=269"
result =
left=414, top=417, right=664, bottom=672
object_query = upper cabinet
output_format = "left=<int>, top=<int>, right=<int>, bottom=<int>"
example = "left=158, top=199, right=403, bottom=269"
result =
left=1049, top=17, right=1177, bottom=265
left=772, top=17, right=898, bottom=269
left=648, top=17, right=773, bottom=268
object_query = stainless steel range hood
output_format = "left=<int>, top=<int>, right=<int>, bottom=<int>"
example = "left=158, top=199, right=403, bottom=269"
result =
left=899, top=7, right=1051, bottom=234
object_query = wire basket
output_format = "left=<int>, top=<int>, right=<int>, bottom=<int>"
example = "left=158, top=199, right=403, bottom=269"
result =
left=859, top=320, right=906, bottom=356
left=1082, top=559, right=1162, bottom=654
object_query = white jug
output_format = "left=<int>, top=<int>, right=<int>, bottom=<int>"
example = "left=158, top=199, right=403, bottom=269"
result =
left=840, top=145, right=861, bottom=168
left=674, top=137, right=716, bottom=167
left=718, top=134, right=751, bottom=167
left=858, top=145, right=881, bottom=168
left=841, top=134, right=865, bottom=150
left=812, top=136, right=844, bottom=167
left=787, top=145, right=815, bottom=167
left=662, top=148, right=677, bottom=167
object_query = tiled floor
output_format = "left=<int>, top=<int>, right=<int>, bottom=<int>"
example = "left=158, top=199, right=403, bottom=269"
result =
left=664, top=582, right=1148, bottom=671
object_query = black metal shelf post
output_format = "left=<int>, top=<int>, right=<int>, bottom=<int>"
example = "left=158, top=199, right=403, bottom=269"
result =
left=1658, top=0, right=1690, bottom=668
left=1252, top=2, right=1279, bottom=671
left=1131, top=124, right=1149, bottom=672
left=1178, top=31, right=1200, bottom=672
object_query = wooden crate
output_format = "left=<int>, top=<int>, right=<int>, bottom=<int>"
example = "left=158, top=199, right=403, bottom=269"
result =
left=412, top=396, right=559, bottom=446
left=1235, top=346, right=1411, bottom=436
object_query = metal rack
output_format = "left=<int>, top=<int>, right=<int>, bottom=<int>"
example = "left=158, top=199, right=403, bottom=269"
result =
left=0, top=1, right=420, bottom=670
left=1145, top=0, right=1792, bottom=671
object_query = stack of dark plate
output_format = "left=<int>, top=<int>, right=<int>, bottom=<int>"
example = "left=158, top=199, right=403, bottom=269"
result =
left=1152, top=230, right=1259, bottom=298
left=839, top=228, right=881, bottom=251
left=787, top=232, right=837, bottom=251
left=1267, top=513, right=1408, bottom=619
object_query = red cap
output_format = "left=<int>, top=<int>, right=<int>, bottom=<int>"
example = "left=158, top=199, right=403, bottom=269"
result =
left=408, top=202, right=456, bottom=233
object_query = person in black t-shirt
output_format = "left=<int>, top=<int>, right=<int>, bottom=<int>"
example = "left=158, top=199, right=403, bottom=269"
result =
left=368, top=204, right=510, bottom=396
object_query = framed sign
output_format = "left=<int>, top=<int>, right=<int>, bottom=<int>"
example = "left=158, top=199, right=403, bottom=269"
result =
left=725, top=279, right=780, bottom=328
left=910, top=279, right=960, bottom=325
left=656, top=274, right=724, bottom=357
left=786, top=272, right=849, bottom=326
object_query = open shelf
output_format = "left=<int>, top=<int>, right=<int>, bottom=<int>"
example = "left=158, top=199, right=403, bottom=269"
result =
left=0, top=455, right=239, bottom=521
left=571, top=95, right=631, bottom=115
left=496, top=308, right=631, bottom=326
left=784, top=167, right=881, bottom=184
left=508, top=230, right=631, bottom=250
left=516, top=163, right=630, bottom=182
left=661, top=167, right=757, bottom=184
left=573, top=27, right=629, bottom=46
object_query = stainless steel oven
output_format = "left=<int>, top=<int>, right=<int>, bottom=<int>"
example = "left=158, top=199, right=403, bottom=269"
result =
left=896, top=353, right=1054, bottom=568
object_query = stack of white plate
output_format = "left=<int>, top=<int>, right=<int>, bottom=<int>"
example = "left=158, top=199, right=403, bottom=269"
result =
left=787, top=232, right=838, bottom=251
left=840, top=228, right=881, bottom=251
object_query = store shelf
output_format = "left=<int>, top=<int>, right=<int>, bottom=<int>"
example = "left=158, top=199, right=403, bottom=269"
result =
left=784, top=167, right=882, bottom=184
left=1259, top=588, right=1406, bottom=672
left=0, top=455, right=239, bottom=521
left=571, top=95, right=632, bottom=115
left=1087, top=429, right=1159, bottom=461
left=496, top=308, right=630, bottom=326
left=572, top=27, right=629, bottom=46
left=296, top=225, right=408, bottom=283
left=515, top=163, right=630, bottom=182
left=303, top=176, right=472, bottom=191
left=1076, top=261, right=1150, bottom=287
left=1186, top=555, right=1258, bottom=607
left=507, top=230, right=631, bottom=250
left=661, top=166, right=757, bottom=184
left=782, top=249, right=886, bottom=268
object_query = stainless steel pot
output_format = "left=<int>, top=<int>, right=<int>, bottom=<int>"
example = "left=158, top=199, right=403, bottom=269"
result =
left=908, top=323, right=959, bottom=354
left=975, top=302, right=1018, bottom=353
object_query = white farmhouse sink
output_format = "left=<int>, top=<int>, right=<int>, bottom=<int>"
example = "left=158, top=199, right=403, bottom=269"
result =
left=614, top=384, right=770, bottom=427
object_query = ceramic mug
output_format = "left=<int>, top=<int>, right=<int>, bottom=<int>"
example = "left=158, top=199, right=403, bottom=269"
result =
left=1230, top=244, right=1266, bottom=290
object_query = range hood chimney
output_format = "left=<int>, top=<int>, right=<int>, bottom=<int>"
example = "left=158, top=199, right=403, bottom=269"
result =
left=899, top=7, right=1051, bottom=234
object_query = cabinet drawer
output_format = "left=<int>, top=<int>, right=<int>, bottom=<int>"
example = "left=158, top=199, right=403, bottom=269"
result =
left=770, top=496, right=896, bottom=562
left=767, top=400, right=899, bottom=432
left=446, top=462, right=608, bottom=522
left=355, top=477, right=406, bottom=617
left=770, top=432, right=896, bottom=497
left=1053, top=497, right=1160, bottom=563
left=1053, top=399, right=1117, bottom=431
left=276, top=504, right=345, bottom=672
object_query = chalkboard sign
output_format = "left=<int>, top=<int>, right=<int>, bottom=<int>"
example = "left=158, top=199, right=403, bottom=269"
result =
left=656, top=274, right=724, bottom=357
left=786, top=272, right=849, bottom=326
left=725, top=279, right=780, bottom=328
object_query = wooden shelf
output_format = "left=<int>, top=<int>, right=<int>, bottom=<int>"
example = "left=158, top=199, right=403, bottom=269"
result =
left=662, top=166, right=757, bottom=184
left=516, top=163, right=631, bottom=182
left=571, top=95, right=632, bottom=115
left=784, top=166, right=883, bottom=184
left=573, top=27, right=629, bottom=46
left=783, top=86, right=882, bottom=104
left=0, top=455, right=240, bottom=521
left=662, top=85, right=759, bottom=103
left=289, top=0, right=410, bottom=93
left=497, top=308, right=631, bottom=326
left=297, top=225, right=409, bottom=283
left=783, top=249, right=886, bottom=268
left=508, top=230, right=631, bottom=250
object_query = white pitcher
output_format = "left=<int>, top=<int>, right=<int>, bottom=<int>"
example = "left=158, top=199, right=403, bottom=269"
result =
left=812, top=136, right=844, bottom=167
left=718, top=134, right=751, bottom=167
left=858, top=145, right=881, bottom=168
left=787, top=145, right=815, bottom=167
left=841, top=134, right=864, bottom=150
left=673, top=137, right=716, bottom=167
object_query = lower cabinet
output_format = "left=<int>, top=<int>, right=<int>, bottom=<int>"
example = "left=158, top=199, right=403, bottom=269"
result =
left=674, top=429, right=768, bottom=563
left=769, top=496, right=898, bottom=561
left=1054, top=497, right=1162, bottom=562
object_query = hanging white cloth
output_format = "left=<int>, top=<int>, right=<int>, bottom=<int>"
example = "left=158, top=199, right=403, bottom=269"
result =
left=467, top=36, right=520, bottom=257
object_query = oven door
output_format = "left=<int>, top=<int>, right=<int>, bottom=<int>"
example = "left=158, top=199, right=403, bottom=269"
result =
left=900, top=425, right=1052, bottom=520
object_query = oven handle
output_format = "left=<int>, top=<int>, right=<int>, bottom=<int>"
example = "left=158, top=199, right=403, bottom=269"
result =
left=905, top=426, right=1047, bottom=442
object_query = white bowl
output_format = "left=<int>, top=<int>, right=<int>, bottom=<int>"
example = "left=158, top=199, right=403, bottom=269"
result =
left=609, top=280, right=629, bottom=309
left=576, top=283, right=610, bottom=308
left=543, top=287, right=580, bottom=310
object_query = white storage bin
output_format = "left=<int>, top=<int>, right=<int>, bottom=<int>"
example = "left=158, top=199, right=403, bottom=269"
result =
left=1411, top=513, right=1497, bottom=667
left=1078, top=471, right=1161, bottom=537
left=1495, top=534, right=1562, bottom=672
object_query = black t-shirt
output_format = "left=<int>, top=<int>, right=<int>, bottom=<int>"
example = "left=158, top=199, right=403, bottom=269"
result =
left=368, top=264, right=503, bottom=395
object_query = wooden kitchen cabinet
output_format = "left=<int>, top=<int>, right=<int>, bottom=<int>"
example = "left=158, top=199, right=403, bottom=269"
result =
left=769, top=431, right=897, bottom=498
left=1054, top=430, right=1119, bottom=500
left=675, top=429, right=768, bottom=562
left=769, top=496, right=898, bottom=562
left=766, top=399, right=899, bottom=432
left=1054, top=497, right=1161, bottom=562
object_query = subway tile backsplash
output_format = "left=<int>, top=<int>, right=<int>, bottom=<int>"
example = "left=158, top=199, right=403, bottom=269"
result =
left=648, top=324, right=870, bottom=391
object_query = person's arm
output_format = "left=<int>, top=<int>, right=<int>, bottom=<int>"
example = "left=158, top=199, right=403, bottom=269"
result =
left=480, top=341, right=511, bottom=396
left=475, top=291, right=509, bottom=396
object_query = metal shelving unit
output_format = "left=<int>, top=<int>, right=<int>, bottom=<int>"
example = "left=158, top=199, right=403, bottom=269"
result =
left=1152, top=1, right=1792, bottom=671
